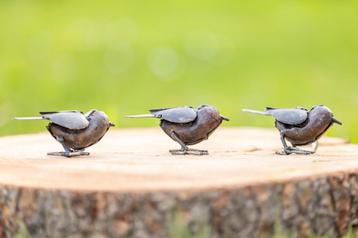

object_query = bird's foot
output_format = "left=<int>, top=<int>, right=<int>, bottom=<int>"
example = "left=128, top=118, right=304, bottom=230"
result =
left=276, top=147, right=314, bottom=155
left=187, top=148, right=209, bottom=155
left=47, top=151, right=90, bottom=158
left=276, top=150, right=290, bottom=155
left=170, top=148, right=209, bottom=156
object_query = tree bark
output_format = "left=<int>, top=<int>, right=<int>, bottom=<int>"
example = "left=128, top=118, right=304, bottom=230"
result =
left=0, top=128, right=356, bottom=237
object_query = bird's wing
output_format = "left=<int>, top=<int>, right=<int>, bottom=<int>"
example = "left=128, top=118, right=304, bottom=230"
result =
left=40, top=111, right=89, bottom=130
left=267, top=108, right=308, bottom=125
left=40, top=110, right=82, bottom=115
left=149, top=108, right=172, bottom=114
left=151, top=107, right=197, bottom=123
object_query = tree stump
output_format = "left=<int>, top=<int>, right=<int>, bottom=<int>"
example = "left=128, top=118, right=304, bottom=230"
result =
left=0, top=128, right=357, bottom=238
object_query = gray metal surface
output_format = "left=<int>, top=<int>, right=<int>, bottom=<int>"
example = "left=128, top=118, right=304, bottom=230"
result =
left=40, top=111, right=89, bottom=130
left=267, top=108, right=308, bottom=125
left=151, top=107, right=198, bottom=123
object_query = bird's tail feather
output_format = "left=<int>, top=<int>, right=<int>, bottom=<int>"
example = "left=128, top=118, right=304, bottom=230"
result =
left=125, top=114, right=156, bottom=118
left=14, top=117, right=44, bottom=120
left=242, top=109, right=268, bottom=115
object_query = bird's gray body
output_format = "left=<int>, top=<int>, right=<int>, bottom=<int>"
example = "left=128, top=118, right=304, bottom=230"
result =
left=243, top=105, right=342, bottom=154
left=47, top=110, right=113, bottom=151
left=127, top=105, right=229, bottom=155
left=15, top=110, right=114, bottom=157
left=159, top=105, right=225, bottom=146
left=275, top=106, right=336, bottom=146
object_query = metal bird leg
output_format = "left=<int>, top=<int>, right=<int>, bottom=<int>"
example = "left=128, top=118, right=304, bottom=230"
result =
left=47, top=151, right=90, bottom=158
left=289, top=141, right=319, bottom=155
left=47, top=145, right=90, bottom=158
left=286, top=147, right=315, bottom=155
left=277, top=133, right=315, bottom=155
left=312, top=141, right=319, bottom=153
left=169, top=131, right=209, bottom=156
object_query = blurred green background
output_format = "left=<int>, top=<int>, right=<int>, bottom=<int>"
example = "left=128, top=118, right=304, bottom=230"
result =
left=0, top=0, right=357, bottom=141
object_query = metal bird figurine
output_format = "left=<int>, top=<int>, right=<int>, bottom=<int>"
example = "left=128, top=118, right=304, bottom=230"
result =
left=243, top=105, right=342, bottom=155
left=127, top=105, right=229, bottom=155
left=15, top=110, right=115, bottom=157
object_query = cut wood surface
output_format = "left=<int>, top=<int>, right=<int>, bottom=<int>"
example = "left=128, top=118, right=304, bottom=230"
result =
left=0, top=128, right=357, bottom=238
left=0, top=128, right=354, bottom=192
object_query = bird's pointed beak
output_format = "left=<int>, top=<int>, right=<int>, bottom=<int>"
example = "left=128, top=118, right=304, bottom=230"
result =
left=109, top=122, right=116, bottom=127
left=221, top=115, right=230, bottom=121
left=332, top=117, right=342, bottom=125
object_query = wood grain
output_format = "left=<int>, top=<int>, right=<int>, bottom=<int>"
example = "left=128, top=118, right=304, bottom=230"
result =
left=0, top=128, right=357, bottom=237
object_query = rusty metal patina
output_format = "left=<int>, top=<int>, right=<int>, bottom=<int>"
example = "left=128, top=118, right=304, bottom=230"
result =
left=15, top=110, right=115, bottom=157
left=243, top=105, right=342, bottom=155
left=127, top=105, right=229, bottom=155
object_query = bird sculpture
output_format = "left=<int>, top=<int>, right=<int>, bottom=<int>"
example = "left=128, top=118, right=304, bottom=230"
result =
left=15, top=110, right=115, bottom=157
left=127, top=105, right=229, bottom=155
left=243, top=105, right=342, bottom=155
